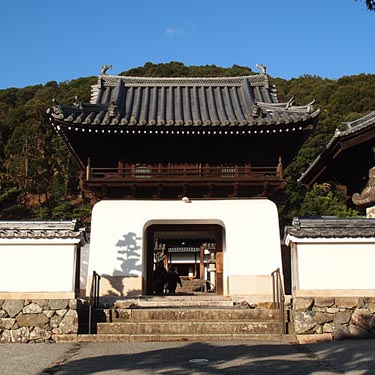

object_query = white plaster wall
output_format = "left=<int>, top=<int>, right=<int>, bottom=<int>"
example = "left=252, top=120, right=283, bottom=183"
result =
left=89, top=199, right=282, bottom=294
left=0, top=244, right=76, bottom=292
left=295, top=242, right=375, bottom=290
left=80, top=242, right=90, bottom=290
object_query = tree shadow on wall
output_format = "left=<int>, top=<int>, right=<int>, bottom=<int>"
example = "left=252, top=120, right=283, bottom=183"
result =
left=102, top=232, right=142, bottom=296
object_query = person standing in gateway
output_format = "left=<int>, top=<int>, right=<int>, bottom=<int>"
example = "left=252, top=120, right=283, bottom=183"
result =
left=167, top=266, right=182, bottom=293
left=154, top=261, right=167, bottom=294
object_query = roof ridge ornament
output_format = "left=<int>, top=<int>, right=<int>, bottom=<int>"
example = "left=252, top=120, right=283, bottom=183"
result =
left=285, top=94, right=296, bottom=109
left=73, top=96, right=82, bottom=108
left=352, top=166, right=375, bottom=207
left=108, top=101, right=118, bottom=117
left=255, top=64, right=267, bottom=74
left=101, top=64, right=112, bottom=75
left=251, top=103, right=262, bottom=118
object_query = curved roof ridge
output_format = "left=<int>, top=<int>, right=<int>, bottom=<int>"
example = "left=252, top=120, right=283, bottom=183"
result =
left=111, top=74, right=258, bottom=80
left=256, top=101, right=319, bottom=115
left=100, top=74, right=268, bottom=87
left=344, top=110, right=375, bottom=129
left=299, top=110, right=375, bottom=185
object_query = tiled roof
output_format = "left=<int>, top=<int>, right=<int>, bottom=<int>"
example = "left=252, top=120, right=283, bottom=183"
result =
left=48, top=71, right=319, bottom=128
left=0, top=220, right=87, bottom=241
left=285, top=216, right=375, bottom=239
left=299, top=111, right=375, bottom=184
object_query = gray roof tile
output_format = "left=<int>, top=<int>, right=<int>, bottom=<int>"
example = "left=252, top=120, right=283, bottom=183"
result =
left=285, top=216, right=375, bottom=238
left=0, top=220, right=87, bottom=241
left=49, top=73, right=319, bottom=128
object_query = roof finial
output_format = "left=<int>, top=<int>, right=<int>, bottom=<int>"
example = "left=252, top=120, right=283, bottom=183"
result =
left=255, top=64, right=267, bottom=74
left=73, top=96, right=82, bottom=108
left=101, top=64, right=112, bottom=75
left=285, top=94, right=296, bottom=109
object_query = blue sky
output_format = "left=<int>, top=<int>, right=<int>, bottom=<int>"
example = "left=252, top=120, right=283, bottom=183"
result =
left=0, top=0, right=374, bottom=89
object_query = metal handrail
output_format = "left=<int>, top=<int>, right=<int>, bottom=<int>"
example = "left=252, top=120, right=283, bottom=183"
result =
left=88, top=270, right=101, bottom=334
left=271, top=268, right=286, bottom=334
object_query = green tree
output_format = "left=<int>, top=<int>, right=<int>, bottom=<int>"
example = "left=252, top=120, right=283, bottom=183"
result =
left=0, top=183, right=31, bottom=220
left=357, top=0, right=375, bottom=11
left=300, top=183, right=359, bottom=218
left=121, top=62, right=252, bottom=78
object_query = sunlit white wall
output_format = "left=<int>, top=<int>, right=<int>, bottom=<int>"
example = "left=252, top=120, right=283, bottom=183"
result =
left=89, top=199, right=282, bottom=295
left=0, top=241, right=79, bottom=292
left=288, top=239, right=375, bottom=291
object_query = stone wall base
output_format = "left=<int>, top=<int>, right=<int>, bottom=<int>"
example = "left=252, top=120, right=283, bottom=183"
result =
left=293, top=296, right=375, bottom=340
left=0, top=299, right=86, bottom=343
left=297, top=333, right=333, bottom=344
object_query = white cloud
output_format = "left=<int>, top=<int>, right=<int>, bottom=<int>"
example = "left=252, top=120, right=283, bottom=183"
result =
left=164, top=27, right=184, bottom=38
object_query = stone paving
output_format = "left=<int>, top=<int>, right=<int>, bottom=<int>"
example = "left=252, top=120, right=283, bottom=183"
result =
left=1, top=339, right=375, bottom=374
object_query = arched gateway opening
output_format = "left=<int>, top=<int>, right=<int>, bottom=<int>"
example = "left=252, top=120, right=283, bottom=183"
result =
left=145, top=224, right=224, bottom=295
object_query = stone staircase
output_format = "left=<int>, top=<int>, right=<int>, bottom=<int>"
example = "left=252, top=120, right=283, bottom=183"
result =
left=179, top=279, right=208, bottom=293
left=68, top=295, right=295, bottom=343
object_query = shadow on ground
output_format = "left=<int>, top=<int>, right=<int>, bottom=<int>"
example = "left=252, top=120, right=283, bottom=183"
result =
left=39, top=340, right=375, bottom=374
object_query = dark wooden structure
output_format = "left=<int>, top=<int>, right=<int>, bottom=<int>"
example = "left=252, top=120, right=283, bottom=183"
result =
left=299, top=111, right=375, bottom=198
left=48, top=67, right=319, bottom=199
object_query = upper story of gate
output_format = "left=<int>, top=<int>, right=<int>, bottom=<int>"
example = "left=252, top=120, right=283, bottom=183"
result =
left=47, top=65, right=320, bottom=199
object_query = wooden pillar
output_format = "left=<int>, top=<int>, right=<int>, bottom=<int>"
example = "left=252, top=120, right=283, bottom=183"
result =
left=199, top=245, right=205, bottom=280
left=131, top=184, right=136, bottom=198
left=194, top=253, right=201, bottom=279
left=101, top=184, right=108, bottom=199
left=86, top=158, right=92, bottom=181
left=245, top=162, right=251, bottom=176
left=183, top=183, right=188, bottom=198
left=276, top=156, right=283, bottom=179
left=117, top=160, right=124, bottom=176
left=155, top=183, right=162, bottom=199
left=215, top=228, right=223, bottom=295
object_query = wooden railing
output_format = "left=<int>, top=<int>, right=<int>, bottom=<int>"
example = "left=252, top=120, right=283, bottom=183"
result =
left=86, top=163, right=283, bottom=182
left=271, top=268, right=286, bottom=334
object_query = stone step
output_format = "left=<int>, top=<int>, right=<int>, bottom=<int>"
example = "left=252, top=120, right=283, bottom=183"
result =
left=178, top=279, right=209, bottom=293
left=53, top=333, right=297, bottom=343
left=100, top=307, right=283, bottom=322
left=73, top=333, right=297, bottom=343
left=85, top=296, right=292, bottom=340
left=96, top=321, right=284, bottom=335
left=113, top=296, right=234, bottom=308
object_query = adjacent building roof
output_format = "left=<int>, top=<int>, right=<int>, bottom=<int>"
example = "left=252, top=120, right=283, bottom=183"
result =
left=299, top=111, right=375, bottom=193
left=0, top=220, right=87, bottom=242
left=48, top=69, right=319, bottom=129
left=285, top=216, right=375, bottom=239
